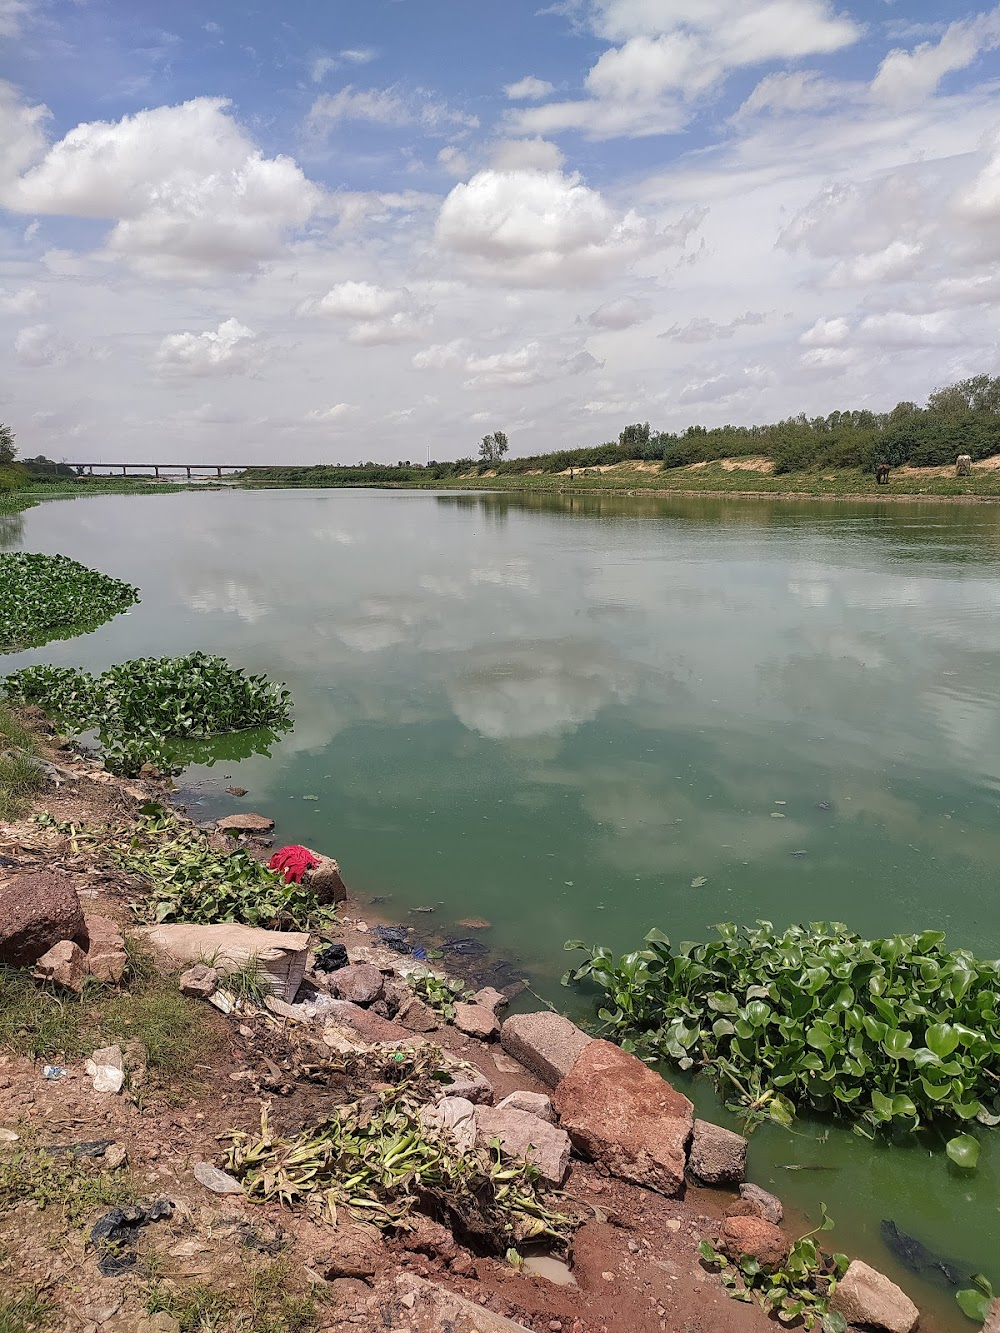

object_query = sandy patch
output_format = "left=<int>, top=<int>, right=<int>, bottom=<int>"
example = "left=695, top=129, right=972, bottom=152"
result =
left=685, top=457, right=775, bottom=474
left=894, top=453, right=1000, bottom=477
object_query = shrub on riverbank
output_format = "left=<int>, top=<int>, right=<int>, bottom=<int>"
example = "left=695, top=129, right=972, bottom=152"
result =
left=564, top=922, right=999, bottom=1155
left=4, top=651, right=292, bottom=776
left=0, top=552, right=139, bottom=652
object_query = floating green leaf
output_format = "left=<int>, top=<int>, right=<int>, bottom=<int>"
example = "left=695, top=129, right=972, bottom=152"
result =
left=946, top=1135, right=981, bottom=1170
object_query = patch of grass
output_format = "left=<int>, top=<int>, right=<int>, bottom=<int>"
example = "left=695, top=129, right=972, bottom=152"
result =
left=145, top=1262, right=322, bottom=1333
left=221, top=956, right=268, bottom=1007
left=0, top=705, right=44, bottom=822
left=0, top=1287, right=53, bottom=1333
left=0, top=940, right=228, bottom=1100
left=0, top=1138, right=132, bottom=1228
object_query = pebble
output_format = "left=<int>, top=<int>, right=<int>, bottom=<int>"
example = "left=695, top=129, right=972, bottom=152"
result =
left=549, top=1323, right=563, bottom=1332
left=627, top=1240, right=640, bottom=1253
left=665, top=1219, right=681, bottom=1232
left=193, top=1161, right=244, bottom=1195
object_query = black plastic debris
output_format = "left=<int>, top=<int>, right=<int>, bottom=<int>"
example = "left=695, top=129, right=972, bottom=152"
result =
left=313, top=942, right=349, bottom=973
left=90, top=1199, right=173, bottom=1276
left=441, top=937, right=489, bottom=957
left=372, top=925, right=410, bottom=953
left=0, top=856, right=19, bottom=869
left=45, top=1139, right=115, bottom=1158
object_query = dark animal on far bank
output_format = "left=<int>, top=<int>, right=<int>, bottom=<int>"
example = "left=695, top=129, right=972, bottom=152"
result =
left=875, top=462, right=890, bottom=484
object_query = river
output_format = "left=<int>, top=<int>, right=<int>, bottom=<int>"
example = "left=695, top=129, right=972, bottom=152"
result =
left=5, top=486, right=1000, bottom=1325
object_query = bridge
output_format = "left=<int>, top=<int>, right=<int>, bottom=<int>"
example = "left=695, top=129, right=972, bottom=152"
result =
left=47, top=463, right=260, bottom=480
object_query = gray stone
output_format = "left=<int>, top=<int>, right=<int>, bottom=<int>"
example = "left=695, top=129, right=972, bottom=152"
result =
left=0, top=869, right=86, bottom=968
left=739, top=1182, right=783, bottom=1225
left=104, top=1142, right=128, bottom=1171
left=193, top=1161, right=244, bottom=1195
left=433, top=1057, right=494, bottom=1104
left=830, top=1261, right=919, bottom=1333
left=474, top=1106, right=571, bottom=1185
left=688, top=1119, right=748, bottom=1185
left=217, top=812, right=274, bottom=833
left=495, top=1090, right=555, bottom=1122
left=499, top=1012, right=592, bottom=1088
left=135, top=1316, right=181, bottom=1333
left=452, top=1002, right=500, bottom=1041
left=393, top=1275, right=533, bottom=1331
left=179, top=963, right=218, bottom=998
left=306, top=856, right=348, bottom=905
left=331, top=964, right=384, bottom=1005
left=421, top=1097, right=477, bottom=1152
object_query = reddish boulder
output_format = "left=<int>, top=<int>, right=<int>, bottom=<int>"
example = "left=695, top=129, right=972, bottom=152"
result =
left=396, top=994, right=439, bottom=1032
left=331, top=964, right=384, bottom=1005
left=323, top=999, right=414, bottom=1045
left=453, top=1002, right=500, bottom=1041
left=830, top=1261, right=919, bottom=1333
left=718, top=1216, right=789, bottom=1270
left=306, top=856, right=348, bottom=905
left=218, top=813, right=274, bottom=834
left=82, top=914, right=128, bottom=984
left=32, top=940, right=88, bottom=992
left=474, top=1106, right=571, bottom=1185
left=553, top=1039, right=693, bottom=1196
left=0, top=870, right=86, bottom=967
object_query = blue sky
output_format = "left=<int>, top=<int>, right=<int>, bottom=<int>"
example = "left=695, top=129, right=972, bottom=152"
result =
left=2, top=0, right=999, bottom=462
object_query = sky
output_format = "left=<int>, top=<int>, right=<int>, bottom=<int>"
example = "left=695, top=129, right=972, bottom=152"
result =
left=1, top=0, right=999, bottom=465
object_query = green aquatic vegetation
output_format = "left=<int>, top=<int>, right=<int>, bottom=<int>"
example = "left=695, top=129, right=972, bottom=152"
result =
left=564, top=921, right=1000, bottom=1150
left=110, top=808, right=332, bottom=930
left=405, top=972, right=469, bottom=1019
left=957, top=1274, right=995, bottom=1323
left=698, top=1204, right=849, bottom=1332
left=4, top=651, right=292, bottom=776
left=0, top=552, right=138, bottom=652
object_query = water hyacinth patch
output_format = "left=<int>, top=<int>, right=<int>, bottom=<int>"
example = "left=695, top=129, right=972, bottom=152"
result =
left=0, top=551, right=139, bottom=652
left=564, top=921, right=1000, bottom=1154
left=4, top=651, right=292, bottom=776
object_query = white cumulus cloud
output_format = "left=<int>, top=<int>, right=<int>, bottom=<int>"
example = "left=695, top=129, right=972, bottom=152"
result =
left=504, top=76, right=556, bottom=100
left=155, top=318, right=258, bottom=377
left=14, top=322, right=70, bottom=367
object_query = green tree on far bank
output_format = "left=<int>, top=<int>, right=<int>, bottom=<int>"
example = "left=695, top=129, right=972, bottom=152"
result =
left=479, top=430, right=509, bottom=465
left=0, top=424, right=16, bottom=465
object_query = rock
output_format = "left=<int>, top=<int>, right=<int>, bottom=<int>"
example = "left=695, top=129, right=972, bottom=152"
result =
left=331, top=964, right=384, bottom=1005
left=739, top=1183, right=783, bottom=1225
left=453, top=1002, right=500, bottom=1041
left=82, top=915, right=128, bottom=984
left=474, top=1106, right=571, bottom=1186
left=0, top=870, right=86, bottom=967
left=139, top=923, right=309, bottom=1002
left=492, top=1050, right=528, bottom=1076
left=193, top=1161, right=244, bottom=1195
left=322, top=999, right=415, bottom=1045
left=421, top=1097, right=477, bottom=1152
left=982, top=1298, right=1000, bottom=1333
left=179, top=963, right=218, bottom=998
left=86, top=1044, right=125, bottom=1094
left=393, top=1275, right=533, bottom=1331
left=433, top=1056, right=494, bottom=1105
left=306, top=855, right=348, bottom=905
left=226, top=787, right=248, bottom=797
left=471, top=986, right=508, bottom=1015
left=33, top=940, right=88, bottom=992
left=217, top=812, right=274, bottom=833
left=449, top=1250, right=477, bottom=1277
left=456, top=917, right=492, bottom=930
left=322, top=1224, right=387, bottom=1279
left=136, top=1315, right=181, bottom=1333
left=264, top=995, right=309, bottom=1023
left=495, top=1091, right=555, bottom=1122
left=718, top=1216, right=789, bottom=1270
left=400, top=1215, right=456, bottom=1258
left=552, top=1039, right=693, bottom=1196
left=688, top=1119, right=748, bottom=1185
left=104, top=1142, right=128, bottom=1171
left=830, top=1260, right=919, bottom=1333
left=500, top=1012, right=592, bottom=1088
left=396, top=994, right=439, bottom=1032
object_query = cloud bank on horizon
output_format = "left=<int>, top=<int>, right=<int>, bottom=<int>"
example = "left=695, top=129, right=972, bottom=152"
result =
left=1, top=0, right=999, bottom=463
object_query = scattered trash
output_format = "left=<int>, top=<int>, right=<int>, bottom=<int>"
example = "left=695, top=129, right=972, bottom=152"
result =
left=816, top=801, right=832, bottom=811
left=208, top=989, right=236, bottom=1014
left=302, top=794, right=319, bottom=801
left=42, top=1065, right=68, bottom=1081
left=690, top=877, right=708, bottom=888
left=85, top=1045, right=125, bottom=1095
left=791, top=850, right=808, bottom=857
left=0, top=855, right=20, bottom=868
left=0, top=1127, right=18, bottom=1145
left=770, top=812, right=786, bottom=819
left=411, top=946, right=429, bottom=961
left=442, top=937, right=489, bottom=957
left=410, top=906, right=435, bottom=914
left=90, top=1199, right=173, bottom=1276
left=45, top=1139, right=115, bottom=1158
left=194, top=1161, right=245, bottom=1196
left=313, top=941, right=349, bottom=973
left=372, top=925, right=410, bottom=953
left=268, top=844, right=320, bottom=884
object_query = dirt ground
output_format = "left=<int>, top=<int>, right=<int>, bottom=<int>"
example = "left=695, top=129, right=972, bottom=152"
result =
left=0, top=722, right=810, bottom=1333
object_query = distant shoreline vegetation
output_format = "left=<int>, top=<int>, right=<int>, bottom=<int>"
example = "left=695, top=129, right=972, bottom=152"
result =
left=237, top=373, right=1000, bottom=497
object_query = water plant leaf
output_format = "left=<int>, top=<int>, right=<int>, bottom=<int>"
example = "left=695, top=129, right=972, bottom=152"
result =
left=946, top=1135, right=981, bottom=1169
left=956, top=1287, right=992, bottom=1322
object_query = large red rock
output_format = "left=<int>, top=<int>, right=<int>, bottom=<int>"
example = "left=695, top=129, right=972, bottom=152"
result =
left=718, top=1216, right=789, bottom=1270
left=331, top=964, right=384, bottom=1005
left=0, top=870, right=86, bottom=967
left=82, top=914, right=128, bottom=984
left=552, top=1039, right=693, bottom=1196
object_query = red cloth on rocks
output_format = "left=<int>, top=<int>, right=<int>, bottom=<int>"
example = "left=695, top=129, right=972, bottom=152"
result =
left=268, top=844, right=320, bottom=884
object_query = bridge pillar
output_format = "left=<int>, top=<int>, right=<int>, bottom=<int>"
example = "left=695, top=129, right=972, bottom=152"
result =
left=154, top=466, right=160, bottom=478
left=121, top=465, right=127, bottom=476
left=216, top=466, right=222, bottom=478
left=186, top=466, right=192, bottom=480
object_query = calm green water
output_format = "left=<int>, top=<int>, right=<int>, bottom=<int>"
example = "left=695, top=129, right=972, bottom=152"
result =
left=6, top=487, right=1000, bottom=1324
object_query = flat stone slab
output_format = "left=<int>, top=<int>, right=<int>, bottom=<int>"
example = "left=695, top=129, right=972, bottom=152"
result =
left=553, top=1039, right=693, bottom=1196
left=139, top=922, right=308, bottom=1002
left=499, top=1011, right=592, bottom=1087
left=393, top=1275, right=533, bottom=1332
left=475, top=1105, right=571, bottom=1185
left=217, top=812, right=274, bottom=833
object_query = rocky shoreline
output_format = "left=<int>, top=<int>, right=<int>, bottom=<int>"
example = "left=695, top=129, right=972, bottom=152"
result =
left=0, top=714, right=958, bottom=1333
